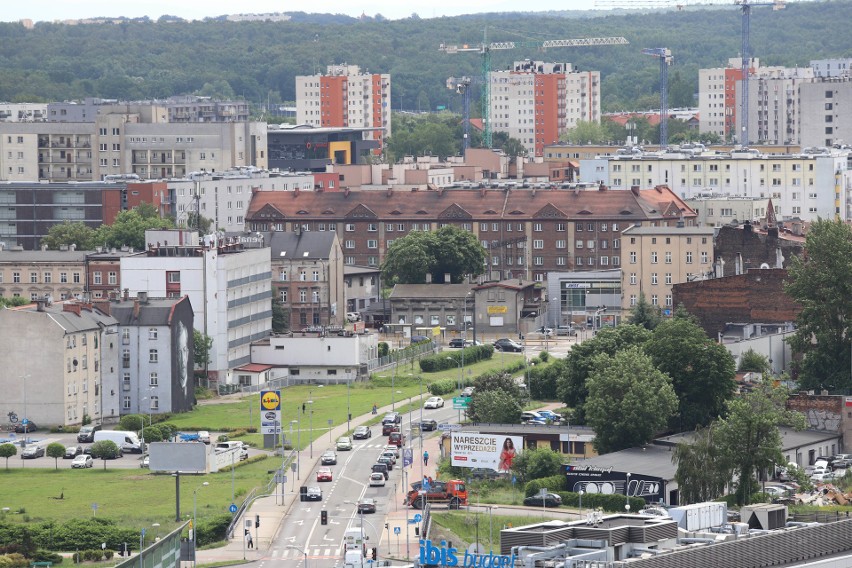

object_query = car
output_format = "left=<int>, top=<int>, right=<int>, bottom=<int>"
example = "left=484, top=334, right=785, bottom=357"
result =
left=461, top=387, right=475, bottom=397
left=336, top=437, right=353, bottom=451
left=383, top=445, right=400, bottom=459
left=521, top=411, right=547, bottom=424
left=420, top=419, right=438, bottom=432
left=304, top=486, right=323, bottom=501
left=197, top=431, right=211, bottom=444
left=448, top=338, right=474, bottom=348
left=14, top=422, right=37, bottom=434
left=493, top=338, right=524, bottom=352
left=64, top=445, right=83, bottom=459
left=533, top=327, right=554, bottom=337
left=536, top=410, right=564, bottom=423
left=380, top=450, right=397, bottom=465
left=555, top=325, right=577, bottom=336
left=388, top=431, right=405, bottom=448
left=471, top=468, right=503, bottom=480
left=21, top=445, right=45, bottom=459
left=321, top=451, right=338, bottom=465
left=353, top=426, right=372, bottom=439
left=140, top=455, right=150, bottom=468
left=523, top=493, right=563, bottom=508
left=316, top=468, right=334, bottom=482
left=71, top=454, right=93, bottom=469
left=376, top=455, right=394, bottom=470
left=357, top=498, right=377, bottom=514
left=369, top=472, right=386, bottom=487
left=240, top=448, right=249, bottom=461
left=77, top=424, right=102, bottom=443
left=410, top=335, right=431, bottom=345
left=424, top=397, right=445, bottom=409
left=346, top=312, right=361, bottom=323
left=764, top=485, right=788, bottom=497
left=371, top=463, right=390, bottom=479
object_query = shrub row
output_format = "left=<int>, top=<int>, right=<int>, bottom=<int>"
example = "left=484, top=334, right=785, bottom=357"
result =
left=0, top=554, right=28, bottom=568
left=0, top=519, right=138, bottom=553
left=196, top=514, right=234, bottom=547
left=428, top=379, right=457, bottom=396
left=419, top=344, right=494, bottom=373
left=556, top=492, right=646, bottom=513
left=218, top=454, right=267, bottom=472
left=72, top=549, right=113, bottom=563
left=525, top=475, right=568, bottom=497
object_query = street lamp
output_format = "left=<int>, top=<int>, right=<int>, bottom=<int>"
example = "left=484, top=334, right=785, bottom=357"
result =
left=625, top=473, right=632, bottom=513
left=21, top=373, right=30, bottom=431
left=291, top=419, right=300, bottom=480
left=307, top=401, right=314, bottom=459
left=286, top=545, right=309, bottom=568
left=192, top=481, right=209, bottom=568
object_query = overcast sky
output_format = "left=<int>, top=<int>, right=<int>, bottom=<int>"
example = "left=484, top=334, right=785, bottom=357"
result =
left=2, top=0, right=603, bottom=22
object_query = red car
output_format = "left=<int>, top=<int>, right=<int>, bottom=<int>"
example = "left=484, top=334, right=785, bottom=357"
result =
left=316, top=467, right=333, bottom=482
left=389, top=431, right=405, bottom=448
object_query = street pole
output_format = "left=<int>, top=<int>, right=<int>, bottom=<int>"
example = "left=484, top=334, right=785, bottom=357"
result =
left=309, top=409, right=314, bottom=459
left=192, top=482, right=208, bottom=568
left=625, top=473, right=632, bottom=514
left=347, top=379, right=351, bottom=431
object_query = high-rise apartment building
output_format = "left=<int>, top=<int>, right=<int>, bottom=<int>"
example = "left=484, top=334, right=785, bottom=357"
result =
left=295, top=65, right=391, bottom=154
left=490, top=61, right=600, bottom=157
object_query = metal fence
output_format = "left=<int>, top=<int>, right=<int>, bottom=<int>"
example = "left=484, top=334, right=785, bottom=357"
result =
left=368, top=340, right=437, bottom=371
left=114, top=521, right=188, bottom=568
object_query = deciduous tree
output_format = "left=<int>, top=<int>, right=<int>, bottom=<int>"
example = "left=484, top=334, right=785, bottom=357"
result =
left=0, top=443, right=17, bottom=470
left=381, top=225, right=485, bottom=285
left=584, top=346, right=678, bottom=453
left=41, top=221, right=97, bottom=251
left=46, top=442, right=66, bottom=470
left=511, top=448, right=564, bottom=482
left=785, top=219, right=852, bottom=391
left=628, top=292, right=661, bottom=330
left=89, top=440, right=121, bottom=469
left=672, top=425, right=732, bottom=505
left=466, top=389, right=522, bottom=424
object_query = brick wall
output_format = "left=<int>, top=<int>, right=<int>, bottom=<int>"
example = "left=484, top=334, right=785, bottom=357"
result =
left=715, top=224, right=803, bottom=276
left=787, top=393, right=852, bottom=451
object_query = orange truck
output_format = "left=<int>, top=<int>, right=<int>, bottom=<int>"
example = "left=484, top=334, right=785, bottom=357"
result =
left=404, top=479, right=468, bottom=509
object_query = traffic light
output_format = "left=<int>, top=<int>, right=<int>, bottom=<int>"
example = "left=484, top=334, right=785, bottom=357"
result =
left=384, top=523, right=389, bottom=531
left=371, top=547, right=378, bottom=560
left=255, top=514, right=260, bottom=528
left=415, top=526, right=420, bottom=536
left=321, top=510, right=328, bottom=525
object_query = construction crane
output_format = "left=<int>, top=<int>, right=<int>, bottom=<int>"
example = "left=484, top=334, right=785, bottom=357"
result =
left=737, top=0, right=785, bottom=146
left=439, top=33, right=629, bottom=148
left=641, top=48, right=673, bottom=149
left=447, top=77, right=474, bottom=152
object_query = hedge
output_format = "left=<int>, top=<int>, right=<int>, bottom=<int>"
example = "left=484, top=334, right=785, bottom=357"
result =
left=0, top=519, right=138, bottom=553
left=524, top=475, right=567, bottom=497
left=196, top=514, right=234, bottom=546
left=556, top=492, right=646, bottom=513
left=419, top=344, right=494, bottom=373
left=428, top=379, right=457, bottom=396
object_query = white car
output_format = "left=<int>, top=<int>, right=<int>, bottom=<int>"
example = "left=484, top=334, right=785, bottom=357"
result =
left=424, top=397, right=445, bottom=409
left=369, top=472, right=386, bottom=487
left=383, top=445, right=400, bottom=459
left=197, top=431, right=211, bottom=444
left=72, top=454, right=93, bottom=469
left=346, top=312, right=361, bottom=322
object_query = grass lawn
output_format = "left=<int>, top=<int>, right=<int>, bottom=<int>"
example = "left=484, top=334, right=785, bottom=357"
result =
left=0, top=455, right=273, bottom=531
left=431, top=511, right=545, bottom=552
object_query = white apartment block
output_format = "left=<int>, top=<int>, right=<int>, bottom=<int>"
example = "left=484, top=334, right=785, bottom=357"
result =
left=489, top=61, right=600, bottom=157
left=698, top=58, right=748, bottom=141
left=682, top=196, right=773, bottom=227
left=0, top=103, right=47, bottom=122
left=120, top=232, right=272, bottom=384
left=739, top=67, right=815, bottom=146
left=295, top=64, right=391, bottom=148
left=810, top=59, right=852, bottom=78
left=170, top=169, right=315, bottom=234
left=581, top=148, right=852, bottom=222
left=799, top=78, right=852, bottom=148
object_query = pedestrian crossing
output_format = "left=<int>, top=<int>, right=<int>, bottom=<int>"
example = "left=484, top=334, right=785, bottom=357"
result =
left=271, top=547, right=341, bottom=559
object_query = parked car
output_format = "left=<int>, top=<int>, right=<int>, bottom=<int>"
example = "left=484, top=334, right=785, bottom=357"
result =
left=388, top=431, right=405, bottom=448
left=21, top=445, right=45, bottom=459
left=376, top=455, right=394, bottom=470
left=410, top=335, right=430, bottom=345
left=383, top=445, right=401, bottom=459
left=369, top=472, right=386, bottom=487
left=523, top=493, right=563, bottom=508
left=357, top=498, right=377, bottom=514
left=304, top=486, right=323, bottom=501
left=420, top=419, right=438, bottom=432
left=346, top=312, right=361, bottom=323
left=321, top=451, right=338, bottom=465
left=555, top=325, right=577, bottom=336
left=471, top=468, right=503, bottom=480
left=353, top=426, right=372, bottom=439
left=71, top=454, right=94, bottom=469
left=64, top=445, right=83, bottom=459
left=536, top=410, right=564, bottom=423
left=197, top=431, right=211, bottom=444
left=371, top=463, right=389, bottom=480
left=380, top=450, right=397, bottom=465
left=424, top=397, right=445, bottom=409
left=15, top=422, right=37, bottom=433
left=77, top=424, right=102, bottom=443
left=336, top=437, right=353, bottom=451
left=240, top=447, right=249, bottom=461
left=448, top=338, right=468, bottom=348
left=140, top=455, right=150, bottom=468
left=461, top=387, right=475, bottom=397
left=316, top=468, right=334, bottom=482
left=533, top=327, right=554, bottom=337
left=521, top=411, right=547, bottom=424
left=493, top=338, right=523, bottom=352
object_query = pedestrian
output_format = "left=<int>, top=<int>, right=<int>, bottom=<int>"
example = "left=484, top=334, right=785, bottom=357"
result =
left=245, top=529, right=253, bottom=549
left=302, top=402, right=306, bottom=414
left=423, top=450, right=429, bottom=466
left=372, top=403, right=378, bottom=415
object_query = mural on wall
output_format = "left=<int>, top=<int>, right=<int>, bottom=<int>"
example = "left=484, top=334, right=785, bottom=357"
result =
left=564, top=464, right=664, bottom=503
left=804, top=408, right=841, bottom=431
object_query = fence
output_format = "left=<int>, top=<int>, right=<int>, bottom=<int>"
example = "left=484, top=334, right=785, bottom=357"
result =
left=369, top=340, right=437, bottom=371
left=114, top=521, right=188, bottom=568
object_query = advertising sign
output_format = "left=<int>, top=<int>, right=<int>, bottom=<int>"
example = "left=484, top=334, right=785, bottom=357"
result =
left=260, top=390, right=282, bottom=435
left=564, top=465, right=664, bottom=502
left=450, top=433, right=523, bottom=472
left=486, top=305, right=508, bottom=315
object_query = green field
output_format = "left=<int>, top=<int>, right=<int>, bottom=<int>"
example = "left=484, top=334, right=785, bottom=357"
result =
left=431, top=512, right=546, bottom=552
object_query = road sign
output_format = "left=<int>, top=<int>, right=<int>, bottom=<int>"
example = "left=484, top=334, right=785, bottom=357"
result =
left=229, top=504, right=238, bottom=513
left=438, top=423, right=461, bottom=432
left=21, top=418, right=28, bottom=425
left=403, top=448, right=413, bottom=467
left=274, top=473, right=287, bottom=484
left=452, top=397, right=468, bottom=409
left=413, top=513, right=422, bottom=523
left=91, top=503, right=98, bottom=511
left=141, top=528, right=146, bottom=539
left=393, top=526, right=401, bottom=535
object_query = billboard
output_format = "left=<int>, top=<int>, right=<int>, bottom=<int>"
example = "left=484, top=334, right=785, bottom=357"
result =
left=148, top=442, right=208, bottom=473
left=259, top=390, right=282, bottom=435
left=450, top=433, right=523, bottom=472
left=564, top=464, right=665, bottom=503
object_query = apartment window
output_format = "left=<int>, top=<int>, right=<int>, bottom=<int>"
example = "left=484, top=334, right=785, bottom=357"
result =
left=665, top=251, right=672, bottom=264
left=367, top=223, right=377, bottom=232
left=150, top=396, right=159, bottom=410
left=665, top=273, right=672, bottom=285
left=60, top=272, right=67, bottom=283
left=312, top=290, right=320, bottom=303
left=651, top=273, right=658, bottom=285
left=43, top=272, right=52, bottom=283
left=651, top=295, right=659, bottom=306
left=150, top=372, right=158, bottom=386
left=576, top=240, right=584, bottom=249
left=299, top=270, right=307, bottom=281
left=533, top=239, right=544, bottom=249
left=533, top=223, right=542, bottom=232
left=149, top=349, right=158, bottom=363
left=651, top=252, right=658, bottom=264
left=280, top=289, right=288, bottom=302
left=533, top=256, right=543, bottom=266
left=167, top=271, right=180, bottom=283
left=686, top=251, right=693, bottom=264
left=629, top=272, right=637, bottom=285
left=345, top=240, right=355, bottom=249
left=600, top=256, right=609, bottom=266
left=666, top=294, right=673, bottom=306
left=148, top=328, right=158, bottom=340
left=30, top=272, right=37, bottom=283
left=630, top=294, right=637, bottom=306
left=556, top=240, right=566, bottom=249
left=345, top=223, right=355, bottom=232
left=397, top=223, right=405, bottom=231
left=629, top=251, right=637, bottom=264
left=299, top=290, right=307, bottom=303
left=368, top=256, right=378, bottom=266
left=367, top=240, right=378, bottom=249
left=556, top=257, right=566, bottom=266
left=108, top=271, right=117, bottom=285
left=701, top=251, right=709, bottom=264
left=93, top=272, right=102, bottom=285
left=123, top=396, right=131, bottom=410
left=556, top=223, right=565, bottom=232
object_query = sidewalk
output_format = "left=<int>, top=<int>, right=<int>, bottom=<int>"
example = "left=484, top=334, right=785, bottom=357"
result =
left=195, top=391, right=434, bottom=566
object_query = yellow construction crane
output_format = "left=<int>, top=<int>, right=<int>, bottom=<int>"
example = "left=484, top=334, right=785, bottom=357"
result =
left=439, top=33, right=629, bottom=148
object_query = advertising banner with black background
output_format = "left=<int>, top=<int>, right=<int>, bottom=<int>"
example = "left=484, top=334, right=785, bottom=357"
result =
left=564, top=464, right=664, bottom=503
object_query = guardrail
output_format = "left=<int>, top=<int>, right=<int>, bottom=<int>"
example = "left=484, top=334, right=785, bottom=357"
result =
left=226, top=488, right=257, bottom=539
left=422, top=503, right=433, bottom=540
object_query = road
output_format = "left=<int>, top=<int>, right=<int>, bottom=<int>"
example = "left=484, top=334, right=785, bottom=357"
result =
left=260, top=402, right=459, bottom=567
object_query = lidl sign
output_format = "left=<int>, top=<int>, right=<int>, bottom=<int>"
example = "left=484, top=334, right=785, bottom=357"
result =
left=260, top=390, right=281, bottom=411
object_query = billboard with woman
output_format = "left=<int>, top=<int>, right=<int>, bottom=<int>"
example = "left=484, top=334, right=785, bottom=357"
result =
left=450, top=433, right=524, bottom=472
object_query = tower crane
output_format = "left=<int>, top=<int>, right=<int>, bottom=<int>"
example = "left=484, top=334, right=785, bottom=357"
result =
left=737, top=0, right=785, bottom=146
left=439, top=33, right=629, bottom=148
left=446, top=77, right=474, bottom=152
left=641, top=48, right=673, bottom=149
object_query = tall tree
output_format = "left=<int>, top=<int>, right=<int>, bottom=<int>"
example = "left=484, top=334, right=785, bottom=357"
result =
left=556, top=324, right=652, bottom=423
left=672, top=425, right=732, bottom=505
left=466, top=389, right=523, bottom=424
left=381, top=225, right=485, bottom=285
left=628, top=292, right=661, bottom=330
left=644, top=316, right=736, bottom=431
left=271, top=288, right=289, bottom=333
left=41, top=221, right=98, bottom=251
left=715, top=380, right=806, bottom=505
left=584, top=346, right=678, bottom=454
left=193, top=330, right=213, bottom=370
left=785, top=219, right=852, bottom=391
left=738, top=348, right=771, bottom=374
left=94, top=207, right=174, bottom=250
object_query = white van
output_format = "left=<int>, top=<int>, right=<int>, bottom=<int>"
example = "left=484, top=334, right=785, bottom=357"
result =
left=94, top=430, right=143, bottom=454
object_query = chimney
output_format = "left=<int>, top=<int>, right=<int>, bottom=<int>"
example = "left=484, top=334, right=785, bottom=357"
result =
left=133, top=299, right=141, bottom=320
left=630, top=186, right=640, bottom=196
left=70, top=243, right=76, bottom=251
left=138, top=291, right=149, bottom=304
left=36, top=299, right=46, bottom=312
left=387, top=187, right=393, bottom=198
left=93, top=300, right=111, bottom=316
left=63, top=302, right=81, bottom=316
left=123, top=288, right=130, bottom=301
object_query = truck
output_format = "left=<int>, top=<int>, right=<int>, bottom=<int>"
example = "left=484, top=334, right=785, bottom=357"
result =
left=93, top=430, right=143, bottom=454
left=403, top=479, right=467, bottom=509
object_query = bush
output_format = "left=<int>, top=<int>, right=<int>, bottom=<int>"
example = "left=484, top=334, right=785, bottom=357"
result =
left=556, top=492, right=645, bottom=513
left=142, top=425, right=163, bottom=442
left=378, top=342, right=389, bottom=357
left=428, top=379, right=457, bottom=396
left=419, top=344, right=494, bottom=372
left=538, top=351, right=550, bottom=363
left=0, top=554, right=28, bottom=568
left=524, top=474, right=566, bottom=496
left=30, top=551, right=63, bottom=565
left=103, top=550, right=113, bottom=560
left=82, top=550, right=101, bottom=561
left=118, top=415, right=144, bottom=432
left=196, top=514, right=233, bottom=547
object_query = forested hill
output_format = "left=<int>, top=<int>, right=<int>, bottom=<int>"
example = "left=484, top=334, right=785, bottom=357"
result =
left=0, top=2, right=850, bottom=114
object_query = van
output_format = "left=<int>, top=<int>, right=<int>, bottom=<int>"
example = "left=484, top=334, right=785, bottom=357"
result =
left=77, top=424, right=102, bottom=443
left=371, top=463, right=389, bottom=479
left=94, top=430, right=143, bottom=454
